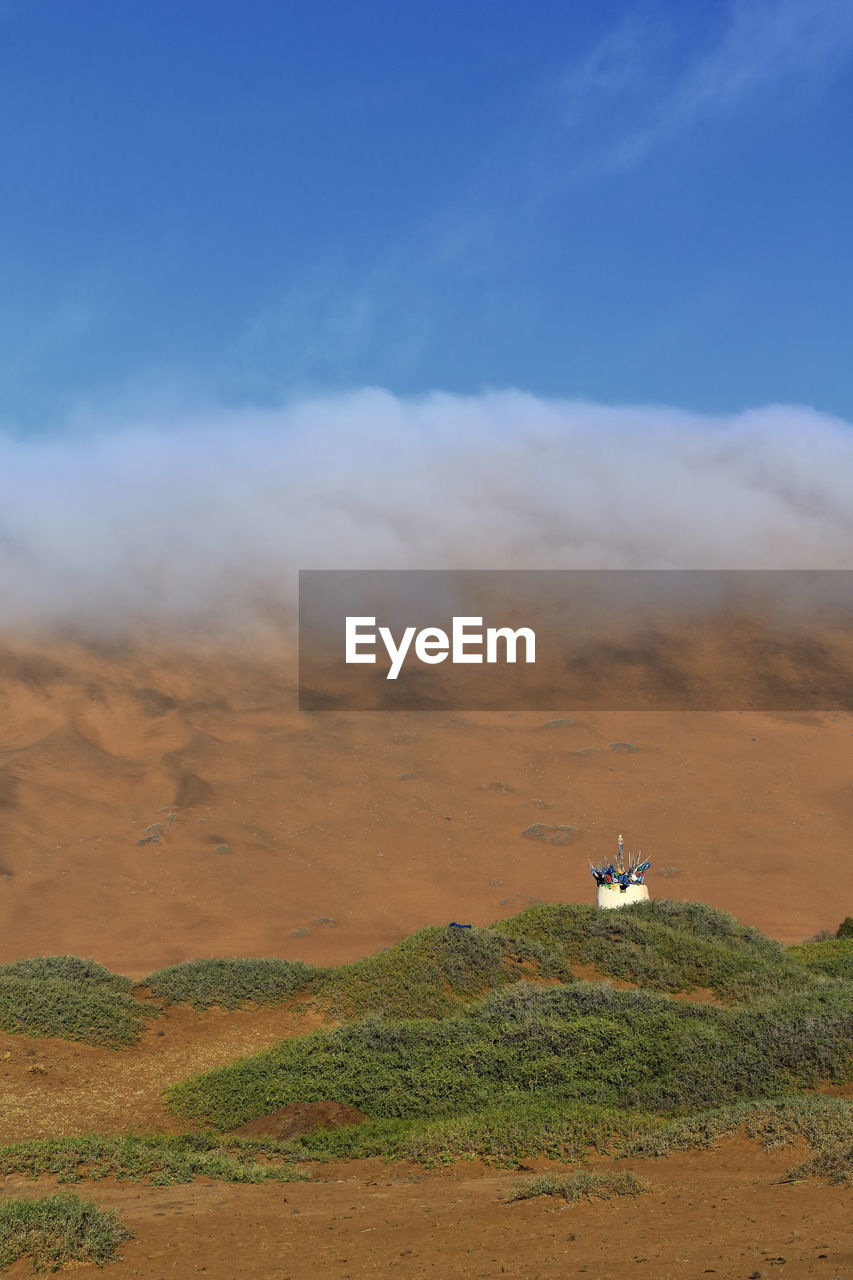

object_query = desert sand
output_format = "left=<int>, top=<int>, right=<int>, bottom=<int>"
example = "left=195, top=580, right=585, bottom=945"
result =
left=1, top=1144, right=850, bottom=1279
left=0, top=633, right=850, bottom=976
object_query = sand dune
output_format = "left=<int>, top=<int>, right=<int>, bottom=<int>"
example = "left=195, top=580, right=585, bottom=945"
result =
left=0, top=633, right=850, bottom=975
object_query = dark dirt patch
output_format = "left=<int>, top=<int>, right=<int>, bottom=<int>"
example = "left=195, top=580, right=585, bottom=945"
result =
left=232, top=1101, right=370, bottom=1141
left=522, top=824, right=580, bottom=845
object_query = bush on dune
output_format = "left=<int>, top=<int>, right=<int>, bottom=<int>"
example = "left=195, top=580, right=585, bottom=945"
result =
left=0, top=1194, right=132, bottom=1273
left=0, top=975, right=147, bottom=1047
left=317, top=1093, right=852, bottom=1167
left=166, top=979, right=852, bottom=1130
left=620, top=1094, right=853, bottom=1158
left=0, top=955, right=133, bottom=992
left=499, top=900, right=813, bottom=1001
left=144, top=957, right=321, bottom=1009
left=315, top=924, right=569, bottom=1020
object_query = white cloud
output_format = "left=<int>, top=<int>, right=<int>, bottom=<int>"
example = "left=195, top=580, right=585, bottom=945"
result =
left=1, top=389, right=852, bottom=635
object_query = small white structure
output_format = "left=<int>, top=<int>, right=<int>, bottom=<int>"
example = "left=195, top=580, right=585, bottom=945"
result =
left=590, top=835, right=651, bottom=910
left=596, top=880, right=650, bottom=909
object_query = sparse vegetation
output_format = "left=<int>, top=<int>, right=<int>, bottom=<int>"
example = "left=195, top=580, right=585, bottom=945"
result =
left=9, top=1096, right=843, bottom=1184
left=619, top=1095, right=853, bottom=1158
left=144, top=957, right=321, bottom=1009
left=506, top=1169, right=650, bottom=1203
left=290, top=1094, right=852, bottom=1168
left=0, top=976, right=147, bottom=1047
left=0, top=1134, right=307, bottom=1186
left=0, top=1193, right=132, bottom=1273
left=784, top=1143, right=852, bottom=1186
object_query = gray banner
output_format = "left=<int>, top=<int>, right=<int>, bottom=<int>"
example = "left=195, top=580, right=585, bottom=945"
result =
left=298, top=569, right=853, bottom=711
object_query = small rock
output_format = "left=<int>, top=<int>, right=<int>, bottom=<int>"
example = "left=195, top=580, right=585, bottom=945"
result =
left=212, top=843, right=230, bottom=854
left=136, top=834, right=160, bottom=846
left=572, top=747, right=600, bottom=756
left=396, top=772, right=421, bottom=780
left=609, top=742, right=638, bottom=753
left=291, top=927, right=310, bottom=938
left=481, top=781, right=513, bottom=793
left=542, top=718, right=577, bottom=728
left=312, top=916, right=336, bottom=926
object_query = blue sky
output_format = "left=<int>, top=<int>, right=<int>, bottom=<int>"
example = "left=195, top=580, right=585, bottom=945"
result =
left=2, top=0, right=853, bottom=427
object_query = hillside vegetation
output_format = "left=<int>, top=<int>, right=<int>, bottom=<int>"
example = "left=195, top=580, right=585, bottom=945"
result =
left=1, top=904, right=850, bottom=1162
left=162, top=901, right=850, bottom=1152
left=166, top=978, right=850, bottom=1128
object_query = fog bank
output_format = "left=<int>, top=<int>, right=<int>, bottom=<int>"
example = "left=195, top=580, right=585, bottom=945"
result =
left=2, top=389, right=852, bottom=635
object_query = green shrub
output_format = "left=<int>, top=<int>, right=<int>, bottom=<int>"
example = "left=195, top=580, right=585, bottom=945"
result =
left=836, top=917, right=853, bottom=940
left=788, top=938, right=853, bottom=981
left=166, top=980, right=851, bottom=1130
left=0, top=1134, right=307, bottom=1186
left=506, top=1169, right=649, bottom=1203
left=144, top=957, right=321, bottom=1009
left=316, top=925, right=569, bottom=1020
left=0, top=956, right=132, bottom=992
left=784, top=1144, right=851, bottom=1186
left=0, top=1193, right=132, bottom=1273
left=0, top=976, right=147, bottom=1047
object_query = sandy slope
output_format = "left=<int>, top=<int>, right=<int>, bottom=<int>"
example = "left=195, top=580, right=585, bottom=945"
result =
left=0, top=1000, right=324, bottom=1143
left=0, top=634, right=851, bottom=976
